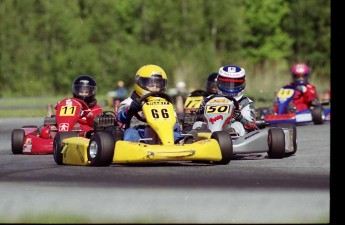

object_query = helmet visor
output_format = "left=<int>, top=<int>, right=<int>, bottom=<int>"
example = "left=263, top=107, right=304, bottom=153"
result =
left=207, top=81, right=218, bottom=94
left=138, top=76, right=167, bottom=92
left=217, top=76, right=245, bottom=93
left=73, top=84, right=96, bottom=98
left=293, top=74, right=308, bottom=85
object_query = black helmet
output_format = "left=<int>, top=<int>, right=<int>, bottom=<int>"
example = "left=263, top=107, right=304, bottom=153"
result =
left=72, top=75, right=97, bottom=105
left=206, top=72, right=218, bottom=94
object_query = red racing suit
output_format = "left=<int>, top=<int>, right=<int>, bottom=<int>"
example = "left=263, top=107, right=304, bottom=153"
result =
left=55, top=99, right=103, bottom=132
left=274, top=83, right=317, bottom=112
left=77, top=103, right=103, bottom=131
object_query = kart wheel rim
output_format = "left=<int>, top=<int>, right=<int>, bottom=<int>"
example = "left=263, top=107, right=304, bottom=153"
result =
left=89, top=141, right=98, bottom=159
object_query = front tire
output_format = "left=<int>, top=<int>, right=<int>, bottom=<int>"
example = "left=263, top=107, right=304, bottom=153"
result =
left=211, top=131, right=233, bottom=165
left=11, top=129, right=25, bottom=154
left=53, top=132, right=78, bottom=165
left=267, top=128, right=285, bottom=159
left=88, top=132, right=115, bottom=166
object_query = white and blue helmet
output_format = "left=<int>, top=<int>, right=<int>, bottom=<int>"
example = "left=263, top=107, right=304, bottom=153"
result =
left=216, top=65, right=246, bottom=101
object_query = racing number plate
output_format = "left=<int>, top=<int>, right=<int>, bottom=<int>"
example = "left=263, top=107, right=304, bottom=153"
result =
left=205, top=105, right=230, bottom=114
left=145, top=100, right=174, bottom=121
left=59, top=106, right=77, bottom=116
left=184, top=96, right=204, bottom=109
left=277, top=88, right=295, bottom=99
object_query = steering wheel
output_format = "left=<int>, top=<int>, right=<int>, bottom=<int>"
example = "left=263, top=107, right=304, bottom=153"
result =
left=71, top=97, right=90, bottom=111
left=135, top=91, right=173, bottom=122
left=204, top=94, right=240, bottom=110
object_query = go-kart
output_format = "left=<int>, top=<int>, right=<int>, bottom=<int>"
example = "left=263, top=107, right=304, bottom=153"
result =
left=53, top=91, right=234, bottom=166
left=187, top=94, right=297, bottom=159
left=256, top=86, right=330, bottom=125
left=11, top=98, right=96, bottom=155
left=179, top=89, right=208, bottom=130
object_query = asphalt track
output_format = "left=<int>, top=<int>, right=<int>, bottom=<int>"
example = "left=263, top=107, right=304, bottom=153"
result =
left=0, top=118, right=331, bottom=223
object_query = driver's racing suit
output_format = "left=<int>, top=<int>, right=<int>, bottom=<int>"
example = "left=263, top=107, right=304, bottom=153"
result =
left=194, top=94, right=256, bottom=136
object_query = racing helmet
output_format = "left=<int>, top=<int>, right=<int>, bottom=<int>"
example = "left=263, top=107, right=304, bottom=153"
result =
left=134, top=64, right=168, bottom=97
left=216, top=65, right=246, bottom=101
left=72, top=75, right=97, bottom=104
left=291, top=63, right=310, bottom=85
left=206, top=72, right=218, bottom=94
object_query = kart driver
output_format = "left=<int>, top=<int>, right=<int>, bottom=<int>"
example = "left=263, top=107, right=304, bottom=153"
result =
left=273, top=63, right=319, bottom=112
left=72, top=75, right=103, bottom=129
left=205, top=72, right=219, bottom=95
left=116, top=64, right=183, bottom=142
left=71, top=74, right=103, bottom=128
left=39, top=75, right=103, bottom=138
left=195, top=65, right=257, bottom=136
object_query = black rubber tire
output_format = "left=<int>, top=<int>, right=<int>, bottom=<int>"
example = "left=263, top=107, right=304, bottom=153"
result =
left=11, top=129, right=25, bottom=154
left=211, top=131, right=233, bottom=165
left=53, top=131, right=78, bottom=165
left=272, top=123, right=297, bottom=156
left=87, top=132, right=115, bottom=167
left=267, top=128, right=285, bottom=159
left=311, top=105, right=325, bottom=125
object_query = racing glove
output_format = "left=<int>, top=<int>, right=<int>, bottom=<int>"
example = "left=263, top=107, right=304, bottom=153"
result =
left=296, top=85, right=307, bottom=93
left=127, top=98, right=141, bottom=117
left=82, top=109, right=93, bottom=118
left=233, top=109, right=243, bottom=122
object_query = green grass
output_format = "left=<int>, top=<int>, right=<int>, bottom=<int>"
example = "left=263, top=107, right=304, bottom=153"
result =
left=0, top=95, right=114, bottom=118
left=0, top=74, right=330, bottom=118
left=0, top=212, right=183, bottom=223
left=0, top=212, right=329, bottom=224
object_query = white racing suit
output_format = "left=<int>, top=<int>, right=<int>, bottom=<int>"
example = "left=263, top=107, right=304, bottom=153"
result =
left=193, top=95, right=257, bottom=136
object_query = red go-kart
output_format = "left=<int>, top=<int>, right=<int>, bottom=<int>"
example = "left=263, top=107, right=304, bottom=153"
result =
left=11, top=98, right=95, bottom=155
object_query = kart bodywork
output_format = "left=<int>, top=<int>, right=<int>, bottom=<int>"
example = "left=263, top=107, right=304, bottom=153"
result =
left=11, top=98, right=94, bottom=155
left=189, top=94, right=297, bottom=158
left=256, top=86, right=330, bottom=125
left=180, top=89, right=208, bottom=130
left=53, top=92, right=233, bottom=166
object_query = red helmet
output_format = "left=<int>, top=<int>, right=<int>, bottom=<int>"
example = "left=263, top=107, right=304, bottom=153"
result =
left=291, top=63, right=310, bottom=85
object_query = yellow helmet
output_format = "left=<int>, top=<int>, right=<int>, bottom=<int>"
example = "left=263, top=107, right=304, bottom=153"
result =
left=134, top=64, right=168, bottom=97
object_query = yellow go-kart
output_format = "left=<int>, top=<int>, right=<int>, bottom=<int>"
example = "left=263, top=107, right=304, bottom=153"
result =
left=53, top=92, right=233, bottom=166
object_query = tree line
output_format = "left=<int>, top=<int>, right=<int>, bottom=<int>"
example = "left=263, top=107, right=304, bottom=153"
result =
left=0, top=0, right=330, bottom=97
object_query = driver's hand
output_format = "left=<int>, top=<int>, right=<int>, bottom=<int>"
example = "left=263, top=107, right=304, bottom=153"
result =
left=82, top=109, right=93, bottom=118
left=296, top=85, right=307, bottom=93
left=128, top=98, right=141, bottom=114
left=233, top=109, right=243, bottom=121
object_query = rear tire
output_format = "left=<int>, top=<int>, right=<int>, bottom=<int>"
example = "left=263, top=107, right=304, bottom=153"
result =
left=88, top=132, right=115, bottom=166
left=311, top=105, right=325, bottom=125
left=11, top=129, right=25, bottom=154
left=267, top=128, right=285, bottom=159
left=211, top=131, right=233, bottom=165
left=272, top=123, right=297, bottom=156
left=53, top=132, right=78, bottom=165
